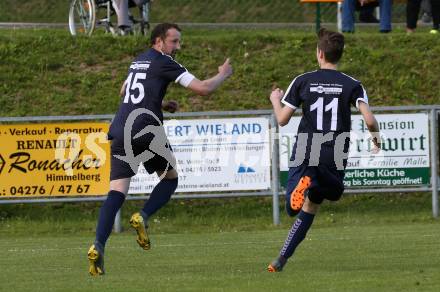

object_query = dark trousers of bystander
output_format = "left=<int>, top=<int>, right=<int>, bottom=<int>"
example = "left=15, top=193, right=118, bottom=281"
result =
left=407, top=0, right=440, bottom=30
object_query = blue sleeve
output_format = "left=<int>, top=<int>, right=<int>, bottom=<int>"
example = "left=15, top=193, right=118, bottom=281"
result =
left=351, top=83, right=369, bottom=109
left=160, top=56, right=188, bottom=82
left=281, top=77, right=302, bottom=109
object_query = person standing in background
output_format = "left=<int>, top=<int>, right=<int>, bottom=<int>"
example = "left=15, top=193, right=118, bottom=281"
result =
left=407, top=0, right=440, bottom=34
left=342, top=0, right=392, bottom=33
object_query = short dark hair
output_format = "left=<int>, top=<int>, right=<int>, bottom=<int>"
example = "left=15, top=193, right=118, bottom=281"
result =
left=150, top=23, right=181, bottom=46
left=317, top=28, right=344, bottom=64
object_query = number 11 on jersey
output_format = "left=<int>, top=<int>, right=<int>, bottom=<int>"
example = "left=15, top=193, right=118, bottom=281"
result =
left=310, top=97, right=339, bottom=131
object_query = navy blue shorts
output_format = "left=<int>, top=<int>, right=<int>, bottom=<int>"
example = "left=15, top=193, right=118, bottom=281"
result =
left=109, top=135, right=175, bottom=181
left=285, top=164, right=345, bottom=216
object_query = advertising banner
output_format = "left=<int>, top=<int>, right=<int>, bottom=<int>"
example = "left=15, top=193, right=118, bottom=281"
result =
left=0, top=123, right=110, bottom=197
left=129, top=117, right=271, bottom=193
left=279, top=113, right=430, bottom=188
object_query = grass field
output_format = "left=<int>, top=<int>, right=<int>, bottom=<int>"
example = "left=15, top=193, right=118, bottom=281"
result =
left=1, top=194, right=439, bottom=291
left=1, top=222, right=439, bottom=291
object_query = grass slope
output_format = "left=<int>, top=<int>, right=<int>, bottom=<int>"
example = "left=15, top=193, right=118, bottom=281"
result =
left=1, top=28, right=439, bottom=118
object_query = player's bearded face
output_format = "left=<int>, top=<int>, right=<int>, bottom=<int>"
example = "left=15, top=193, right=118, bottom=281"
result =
left=161, top=28, right=181, bottom=58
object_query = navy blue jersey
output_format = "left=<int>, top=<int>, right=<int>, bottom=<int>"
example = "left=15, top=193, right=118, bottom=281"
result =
left=282, top=69, right=368, bottom=169
left=109, top=48, right=189, bottom=141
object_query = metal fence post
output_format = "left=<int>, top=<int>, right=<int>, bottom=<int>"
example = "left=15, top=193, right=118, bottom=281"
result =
left=270, top=114, right=281, bottom=225
left=114, top=208, right=122, bottom=233
left=337, top=2, right=342, bottom=32
left=431, top=109, right=439, bottom=218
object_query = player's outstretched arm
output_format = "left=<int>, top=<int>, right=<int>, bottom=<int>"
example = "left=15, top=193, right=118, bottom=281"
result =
left=358, top=101, right=381, bottom=152
left=187, top=58, right=233, bottom=96
left=269, top=88, right=295, bottom=126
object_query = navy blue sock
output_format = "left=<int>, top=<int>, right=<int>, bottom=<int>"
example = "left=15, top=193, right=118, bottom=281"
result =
left=279, top=210, right=315, bottom=260
left=141, top=178, right=178, bottom=222
left=95, top=190, right=125, bottom=247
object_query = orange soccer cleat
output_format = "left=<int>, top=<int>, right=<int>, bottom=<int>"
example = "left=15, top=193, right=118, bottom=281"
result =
left=290, top=176, right=311, bottom=213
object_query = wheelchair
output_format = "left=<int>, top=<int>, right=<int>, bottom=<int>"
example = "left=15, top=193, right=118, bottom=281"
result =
left=68, top=0, right=151, bottom=36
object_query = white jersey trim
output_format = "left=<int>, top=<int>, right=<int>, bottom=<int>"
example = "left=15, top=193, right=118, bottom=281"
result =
left=281, top=99, right=297, bottom=109
left=161, top=52, right=186, bottom=68
left=340, top=72, right=360, bottom=83
left=340, top=72, right=368, bottom=110
left=176, top=71, right=195, bottom=88
left=356, top=86, right=369, bottom=109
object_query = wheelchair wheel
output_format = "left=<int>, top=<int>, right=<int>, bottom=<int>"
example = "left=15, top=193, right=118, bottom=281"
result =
left=69, top=0, right=96, bottom=36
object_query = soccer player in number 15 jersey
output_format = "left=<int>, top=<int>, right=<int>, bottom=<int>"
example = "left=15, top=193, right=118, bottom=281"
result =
left=268, top=28, right=381, bottom=272
left=88, top=23, right=233, bottom=276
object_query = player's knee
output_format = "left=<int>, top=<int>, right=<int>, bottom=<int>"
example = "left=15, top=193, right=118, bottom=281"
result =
left=286, top=205, right=299, bottom=217
left=165, top=172, right=178, bottom=180
left=159, top=168, right=178, bottom=179
left=303, top=197, right=319, bottom=214
left=167, top=176, right=178, bottom=183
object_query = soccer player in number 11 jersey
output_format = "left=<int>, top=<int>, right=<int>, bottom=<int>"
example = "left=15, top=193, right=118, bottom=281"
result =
left=268, top=28, right=381, bottom=272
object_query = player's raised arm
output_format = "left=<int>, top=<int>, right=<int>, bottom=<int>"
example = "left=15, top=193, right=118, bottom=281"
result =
left=269, top=88, right=295, bottom=126
left=186, top=58, right=233, bottom=96
left=358, top=101, right=381, bottom=152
